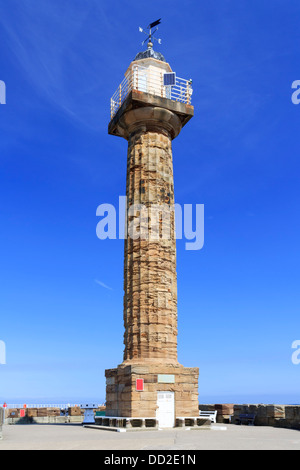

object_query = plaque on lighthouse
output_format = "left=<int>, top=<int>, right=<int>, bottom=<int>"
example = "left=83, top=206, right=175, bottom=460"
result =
left=105, top=21, right=199, bottom=428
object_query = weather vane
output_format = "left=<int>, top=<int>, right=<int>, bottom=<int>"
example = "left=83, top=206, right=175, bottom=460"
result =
left=139, top=18, right=162, bottom=48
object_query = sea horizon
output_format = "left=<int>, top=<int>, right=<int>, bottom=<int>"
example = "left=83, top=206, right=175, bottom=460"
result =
left=1, top=396, right=299, bottom=407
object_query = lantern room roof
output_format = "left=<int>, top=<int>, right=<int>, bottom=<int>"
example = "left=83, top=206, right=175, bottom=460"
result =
left=134, top=47, right=166, bottom=63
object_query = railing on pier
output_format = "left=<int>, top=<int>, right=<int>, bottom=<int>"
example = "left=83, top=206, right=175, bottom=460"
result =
left=3, top=403, right=102, bottom=409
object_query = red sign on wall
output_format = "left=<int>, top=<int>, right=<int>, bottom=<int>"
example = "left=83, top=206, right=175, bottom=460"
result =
left=136, top=379, right=144, bottom=391
left=20, top=409, right=26, bottom=418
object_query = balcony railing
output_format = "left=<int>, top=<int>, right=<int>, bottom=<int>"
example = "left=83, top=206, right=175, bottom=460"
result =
left=110, top=64, right=193, bottom=119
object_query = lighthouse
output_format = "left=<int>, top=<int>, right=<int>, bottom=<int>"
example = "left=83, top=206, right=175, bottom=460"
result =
left=105, top=22, right=199, bottom=428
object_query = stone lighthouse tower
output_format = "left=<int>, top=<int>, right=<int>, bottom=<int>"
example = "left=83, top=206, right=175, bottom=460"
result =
left=105, top=24, right=199, bottom=428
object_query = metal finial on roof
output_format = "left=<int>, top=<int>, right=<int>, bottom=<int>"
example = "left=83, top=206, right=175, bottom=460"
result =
left=139, top=18, right=162, bottom=49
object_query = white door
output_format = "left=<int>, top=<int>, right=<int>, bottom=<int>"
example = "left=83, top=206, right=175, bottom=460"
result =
left=156, top=392, right=175, bottom=428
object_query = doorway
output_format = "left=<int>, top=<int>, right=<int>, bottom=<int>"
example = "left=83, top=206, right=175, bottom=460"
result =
left=156, top=392, right=175, bottom=428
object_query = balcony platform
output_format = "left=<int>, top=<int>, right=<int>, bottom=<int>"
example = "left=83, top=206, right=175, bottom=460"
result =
left=108, top=89, right=194, bottom=139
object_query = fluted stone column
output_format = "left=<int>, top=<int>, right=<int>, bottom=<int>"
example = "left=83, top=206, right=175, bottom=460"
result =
left=122, top=108, right=180, bottom=364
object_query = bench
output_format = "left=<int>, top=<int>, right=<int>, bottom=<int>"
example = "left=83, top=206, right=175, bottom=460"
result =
left=236, top=413, right=256, bottom=426
left=199, top=410, right=217, bottom=423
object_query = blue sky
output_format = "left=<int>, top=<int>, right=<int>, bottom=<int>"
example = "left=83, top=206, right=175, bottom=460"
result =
left=0, top=0, right=300, bottom=405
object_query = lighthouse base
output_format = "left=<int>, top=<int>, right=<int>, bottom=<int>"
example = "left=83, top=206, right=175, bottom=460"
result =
left=105, top=362, right=199, bottom=425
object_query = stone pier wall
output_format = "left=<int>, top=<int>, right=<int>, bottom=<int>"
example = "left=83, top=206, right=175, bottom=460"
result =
left=199, top=403, right=300, bottom=429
